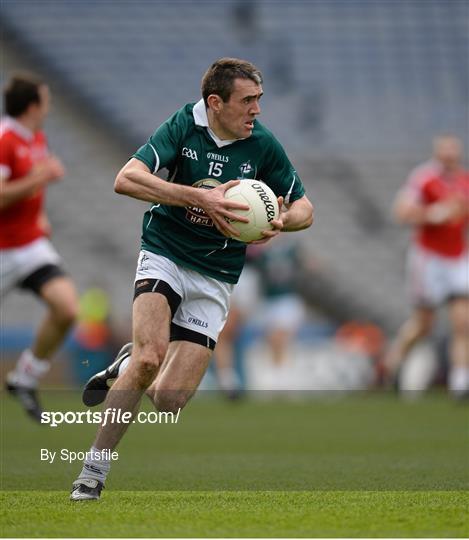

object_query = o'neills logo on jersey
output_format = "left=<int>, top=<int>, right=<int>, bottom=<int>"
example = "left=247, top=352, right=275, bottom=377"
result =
left=206, top=152, right=229, bottom=163
left=185, top=178, right=221, bottom=227
left=251, top=182, right=277, bottom=222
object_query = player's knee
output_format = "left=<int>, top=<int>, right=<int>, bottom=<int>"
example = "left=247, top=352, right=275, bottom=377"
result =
left=52, top=300, right=79, bottom=328
left=154, top=390, right=189, bottom=414
left=137, top=340, right=167, bottom=365
left=133, top=343, right=166, bottom=386
left=451, top=314, right=469, bottom=338
left=133, top=357, right=160, bottom=388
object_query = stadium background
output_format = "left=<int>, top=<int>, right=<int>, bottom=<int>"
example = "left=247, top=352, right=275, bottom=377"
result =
left=1, top=1, right=468, bottom=537
left=1, top=0, right=467, bottom=390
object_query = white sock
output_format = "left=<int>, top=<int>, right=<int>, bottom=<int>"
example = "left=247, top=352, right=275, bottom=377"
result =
left=78, top=446, right=111, bottom=483
left=448, top=366, right=469, bottom=397
left=9, top=349, right=50, bottom=388
left=118, top=355, right=130, bottom=377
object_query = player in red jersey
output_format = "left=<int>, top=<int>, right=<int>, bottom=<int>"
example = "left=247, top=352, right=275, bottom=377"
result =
left=1, top=72, right=78, bottom=420
left=386, top=135, right=469, bottom=397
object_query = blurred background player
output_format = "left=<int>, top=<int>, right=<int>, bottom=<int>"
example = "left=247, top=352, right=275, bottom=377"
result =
left=254, top=235, right=309, bottom=389
left=386, top=135, right=469, bottom=397
left=1, top=72, right=79, bottom=420
left=213, top=245, right=261, bottom=398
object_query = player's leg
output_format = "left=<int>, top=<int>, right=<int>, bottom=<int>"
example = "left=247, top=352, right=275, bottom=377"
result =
left=445, top=252, right=469, bottom=397
left=148, top=265, right=232, bottom=409
left=82, top=253, right=184, bottom=407
left=213, top=264, right=258, bottom=397
left=447, top=296, right=469, bottom=397
left=213, top=306, right=243, bottom=397
left=6, top=264, right=78, bottom=421
left=385, top=246, right=439, bottom=382
left=94, top=292, right=171, bottom=448
left=71, top=258, right=229, bottom=500
left=33, top=275, right=79, bottom=358
left=264, top=296, right=302, bottom=366
left=266, top=327, right=292, bottom=366
left=147, top=339, right=213, bottom=413
left=262, top=295, right=305, bottom=391
left=70, top=292, right=171, bottom=501
left=384, top=307, right=435, bottom=378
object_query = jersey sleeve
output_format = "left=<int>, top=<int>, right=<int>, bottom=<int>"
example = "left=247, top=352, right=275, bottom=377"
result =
left=0, top=134, right=13, bottom=180
left=399, top=163, right=437, bottom=204
left=259, top=136, right=305, bottom=203
left=133, top=107, right=189, bottom=174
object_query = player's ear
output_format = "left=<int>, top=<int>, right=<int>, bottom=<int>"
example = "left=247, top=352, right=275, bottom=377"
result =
left=207, top=94, right=223, bottom=113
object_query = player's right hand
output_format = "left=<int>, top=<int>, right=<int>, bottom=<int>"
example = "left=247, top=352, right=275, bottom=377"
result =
left=198, top=180, right=250, bottom=238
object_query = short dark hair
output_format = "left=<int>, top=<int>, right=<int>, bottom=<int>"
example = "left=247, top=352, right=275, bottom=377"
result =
left=201, top=58, right=263, bottom=106
left=3, top=72, right=45, bottom=117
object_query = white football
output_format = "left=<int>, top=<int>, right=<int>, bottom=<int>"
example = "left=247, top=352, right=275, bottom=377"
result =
left=224, top=179, right=279, bottom=242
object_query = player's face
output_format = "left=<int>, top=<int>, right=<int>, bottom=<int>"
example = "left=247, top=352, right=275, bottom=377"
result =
left=217, top=78, right=263, bottom=140
left=434, top=136, right=462, bottom=170
left=34, top=85, right=51, bottom=128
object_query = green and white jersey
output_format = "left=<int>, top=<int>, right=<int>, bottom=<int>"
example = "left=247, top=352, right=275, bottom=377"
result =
left=133, top=99, right=306, bottom=284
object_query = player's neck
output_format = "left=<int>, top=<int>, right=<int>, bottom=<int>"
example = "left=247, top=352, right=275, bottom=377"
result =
left=15, top=113, right=40, bottom=134
left=206, top=108, right=234, bottom=141
left=442, top=163, right=460, bottom=175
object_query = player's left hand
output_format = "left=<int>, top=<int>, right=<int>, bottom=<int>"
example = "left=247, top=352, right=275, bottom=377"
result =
left=249, top=196, right=285, bottom=244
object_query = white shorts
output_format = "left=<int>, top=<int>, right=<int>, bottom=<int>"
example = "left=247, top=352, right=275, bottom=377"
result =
left=1, top=237, right=62, bottom=297
left=407, top=245, right=469, bottom=307
left=230, top=264, right=260, bottom=316
left=134, top=251, right=234, bottom=347
left=261, top=294, right=306, bottom=332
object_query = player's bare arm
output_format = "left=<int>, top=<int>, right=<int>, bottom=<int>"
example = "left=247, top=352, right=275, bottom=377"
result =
left=394, top=192, right=465, bottom=226
left=252, top=195, right=313, bottom=244
left=115, top=158, right=250, bottom=237
left=0, top=156, right=64, bottom=210
left=278, top=195, right=314, bottom=231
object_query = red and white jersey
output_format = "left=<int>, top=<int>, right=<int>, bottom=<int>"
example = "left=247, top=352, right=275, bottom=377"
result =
left=400, top=159, right=469, bottom=258
left=0, top=116, right=49, bottom=248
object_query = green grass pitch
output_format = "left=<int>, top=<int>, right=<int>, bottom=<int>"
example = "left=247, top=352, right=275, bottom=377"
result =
left=1, top=390, right=468, bottom=537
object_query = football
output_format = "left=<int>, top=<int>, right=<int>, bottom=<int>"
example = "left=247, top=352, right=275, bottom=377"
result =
left=224, top=179, right=280, bottom=242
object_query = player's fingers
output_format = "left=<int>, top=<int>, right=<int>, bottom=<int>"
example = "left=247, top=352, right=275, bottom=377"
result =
left=249, top=227, right=281, bottom=244
left=213, top=215, right=240, bottom=238
left=220, top=179, right=240, bottom=192
left=223, top=200, right=250, bottom=211
left=262, top=228, right=280, bottom=237
left=249, top=232, right=279, bottom=245
left=269, top=218, right=284, bottom=230
left=212, top=219, right=230, bottom=237
left=224, top=212, right=250, bottom=223
left=277, top=196, right=284, bottom=208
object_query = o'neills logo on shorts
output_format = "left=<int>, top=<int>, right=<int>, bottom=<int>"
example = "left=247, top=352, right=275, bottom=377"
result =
left=251, top=182, right=277, bottom=222
left=188, top=316, right=208, bottom=328
left=185, top=179, right=221, bottom=227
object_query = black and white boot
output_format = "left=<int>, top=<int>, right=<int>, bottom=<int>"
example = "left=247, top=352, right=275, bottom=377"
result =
left=70, top=478, right=104, bottom=501
left=82, top=342, right=132, bottom=407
